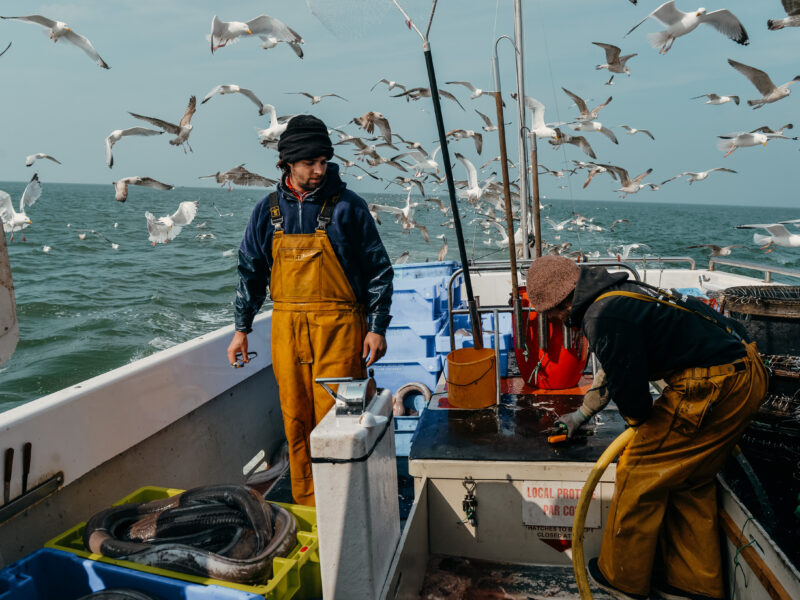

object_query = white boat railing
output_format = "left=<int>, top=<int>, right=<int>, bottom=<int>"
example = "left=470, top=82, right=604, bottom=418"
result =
left=708, top=257, right=800, bottom=283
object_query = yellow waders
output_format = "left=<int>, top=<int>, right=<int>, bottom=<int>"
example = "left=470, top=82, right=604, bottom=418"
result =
left=269, top=195, right=366, bottom=506
left=597, top=341, right=768, bottom=598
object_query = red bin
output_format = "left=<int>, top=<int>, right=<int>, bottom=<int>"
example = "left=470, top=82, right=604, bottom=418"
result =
left=513, top=286, right=589, bottom=389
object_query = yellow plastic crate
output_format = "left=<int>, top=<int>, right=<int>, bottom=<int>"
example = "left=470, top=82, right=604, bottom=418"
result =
left=44, top=486, right=322, bottom=600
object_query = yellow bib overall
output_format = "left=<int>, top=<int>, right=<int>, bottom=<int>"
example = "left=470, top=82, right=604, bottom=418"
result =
left=592, top=290, right=769, bottom=597
left=269, top=197, right=366, bottom=506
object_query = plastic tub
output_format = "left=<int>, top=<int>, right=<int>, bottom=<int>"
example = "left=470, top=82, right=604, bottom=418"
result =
left=45, top=486, right=322, bottom=600
left=0, top=548, right=263, bottom=600
left=445, top=347, right=497, bottom=409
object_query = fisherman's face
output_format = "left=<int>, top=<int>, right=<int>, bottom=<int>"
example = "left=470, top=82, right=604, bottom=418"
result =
left=545, top=292, right=573, bottom=323
left=289, top=157, right=328, bottom=192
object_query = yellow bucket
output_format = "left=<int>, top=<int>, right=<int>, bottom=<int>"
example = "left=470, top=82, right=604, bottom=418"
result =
left=446, top=347, right=497, bottom=409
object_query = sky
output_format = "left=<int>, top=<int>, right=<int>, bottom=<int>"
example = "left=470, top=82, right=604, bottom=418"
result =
left=0, top=1, right=798, bottom=208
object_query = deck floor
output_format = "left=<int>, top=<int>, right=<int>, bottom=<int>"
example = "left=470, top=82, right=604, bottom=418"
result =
left=419, top=554, right=628, bottom=599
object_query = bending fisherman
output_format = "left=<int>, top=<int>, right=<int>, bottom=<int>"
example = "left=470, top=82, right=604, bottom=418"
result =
left=527, top=255, right=768, bottom=600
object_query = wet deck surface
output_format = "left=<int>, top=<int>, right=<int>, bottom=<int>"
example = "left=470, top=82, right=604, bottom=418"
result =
left=419, top=555, right=624, bottom=599
left=410, top=376, right=627, bottom=463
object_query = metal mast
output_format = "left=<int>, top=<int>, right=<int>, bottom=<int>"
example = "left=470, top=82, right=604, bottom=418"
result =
left=513, top=0, right=530, bottom=259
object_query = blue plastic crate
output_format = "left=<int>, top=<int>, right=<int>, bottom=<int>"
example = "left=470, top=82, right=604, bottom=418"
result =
left=394, top=273, right=463, bottom=317
left=0, top=548, right=263, bottom=600
left=371, top=355, right=442, bottom=394
left=392, top=261, right=456, bottom=280
left=384, top=314, right=445, bottom=359
left=394, top=415, right=421, bottom=457
left=434, top=314, right=513, bottom=354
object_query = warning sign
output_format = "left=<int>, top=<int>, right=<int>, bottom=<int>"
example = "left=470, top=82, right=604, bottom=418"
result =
left=521, top=480, right=601, bottom=527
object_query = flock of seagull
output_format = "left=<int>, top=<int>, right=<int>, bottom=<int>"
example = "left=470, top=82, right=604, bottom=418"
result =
left=2, top=2, right=800, bottom=258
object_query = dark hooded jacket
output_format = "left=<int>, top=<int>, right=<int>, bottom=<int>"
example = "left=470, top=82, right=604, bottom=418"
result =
left=569, top=267, right=747, bottom=422
left=234, top=162, right=393, bottom=335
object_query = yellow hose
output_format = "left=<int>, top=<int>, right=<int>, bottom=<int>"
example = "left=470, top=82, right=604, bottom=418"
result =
left=572, top=427, right=637, bottom=599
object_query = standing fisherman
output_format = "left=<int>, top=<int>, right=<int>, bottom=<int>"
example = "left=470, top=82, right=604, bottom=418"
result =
left=227, top=115, right=393, bottom=506
left=528, top=255, right=768, bottom=600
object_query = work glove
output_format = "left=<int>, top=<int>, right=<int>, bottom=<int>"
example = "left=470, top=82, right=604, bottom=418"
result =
left=555, top=407, right=592, bottom=438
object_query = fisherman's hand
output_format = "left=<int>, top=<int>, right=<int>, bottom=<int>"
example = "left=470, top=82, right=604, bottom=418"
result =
left=363, top=332, right=387, bottom=367
left=227, top=331, right=249, bottom=366
left=555, top=407, right=591, bottom=438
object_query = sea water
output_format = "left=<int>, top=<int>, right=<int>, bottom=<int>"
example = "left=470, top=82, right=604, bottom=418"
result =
left=0, top=180, right=797, bottom=411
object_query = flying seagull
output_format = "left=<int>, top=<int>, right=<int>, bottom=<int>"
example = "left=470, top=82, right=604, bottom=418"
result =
left=129, top=96, right=197, bottom=152
left=718, top=126, right=795, bottom=156
left=736, top=223, right=800, bottom=249
left=199, top=164, right=276, bottom=189
left=287, top=91, right=347, bottom=105
left=692, top=93, right=739, bottom=105
left=768, top=1, right=800, bottom=30
left=391, top=87, right=465, bottom=111
left=209, top=15, right=303, bottom=57
left=352, top=112, right=392, bottom=144
left=625, top=1, right=748, bottom=54
left=687, top=244, right=745, bottom=256
left=257, top=104, right=288, bottom=146
left=605, top=166, right=656, bottom=197
left=728, top=59, right=800, bottom=109
left=1, top=15, right=109, bottom=68
left=146, top=201, right=199, bottom=246
left=561, top=88, right=613, bottom=121
left=550, top=128, right=597, bottom=159
left=371, top=78, right=406, bottom=93
left=202, top=85, right=268, bottom=115
left=112, top=176, right=174, bottom=203
left=446, top=129, right=483, bottom=154
left=661, top=167, right=737, bottom=185
left=619, top=125, right=655, bottom=140
left=105, top=127, right=163, bottom=168
left=475, top=109, right=498, bottom=132
left=592, top=42, right=637, bottom=75
left=445, top=80, right=486, bottom=99
left=511, top=94, right=559, bottom=139
left=0, top=173, right=41, bottom=242
left=25, top=153, right=62, bottom=167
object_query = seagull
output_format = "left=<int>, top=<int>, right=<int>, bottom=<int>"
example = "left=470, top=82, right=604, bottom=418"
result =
left=446, top=129, right=483, bottom=154
left=371, top=78, right=406, bottom=93
left=212, top=202, right=233, bottom=218
left=352, top=112, right=392, bottom=144
left=692, top=93, right=739, bottom=105
left=605, top=166, right=655, bottom=197
left=660, top=167, right=737, bottom=185
left=445, top=80, right=486, bottom=99
left=455, top=153, right=493, bottom=202
left=571, top=120, right=619, bottom=144
left=561, top=88, right=612, bottom=122
left=129, top=96, right=197, bottom=152
left=475, top=109, right=498, bottom=132
left=146, top=201, right=199, bottom=246
left=112, top=177, right=174, bottom=203
left=615, top=243, right=651, bottom=259
left=582, top=163, right=620, bottom=189
left=436, top=234, right=448, bottom=261
left=769, top=1, right=800, bottom=30
left=25, top=153, right=61, bottom=167
left=390, top=87, right=465, bottom=111
left=625, top=1, right=749, bottom=54
left=105, top=127, right=164, bottom=168
left=257, top=104, right=288, bottom=145
left=609, top=218, right=630, bottom=232
left=592, top=42, right=637, bottom=75
left=736, top=223, right=800, bottom=249
left=199, top=164, right=276, bottom=189
left=512, top=94, right=559, bottom=139
left=395, top=251, right=410, bottom=265
left=1, top=15, right=109, bottom=68
left=202, top=85, right=268, bottom=115
left=544, top=217, right=574, bottom=232
left=728, top=59, right=800, bottom=109
left=716, top=130, right=794, bottom=156
left=550, top=128, right=597, bottom=159
left=209, top=15, right=303, bottom=57
left=688, top=244, right=745, bottom=256
left=619, top=125, right=655, bottom=140
left=0, top=173, right=41, bottom=242
left=605, top=75, right=615, bottom=86
left=287, top=91, right=347, bottom=105
left=391, top=147, right=441, bottom=177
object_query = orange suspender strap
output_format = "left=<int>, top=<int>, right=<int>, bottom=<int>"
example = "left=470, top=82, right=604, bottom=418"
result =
left=593, top=290, right=743, bottom=342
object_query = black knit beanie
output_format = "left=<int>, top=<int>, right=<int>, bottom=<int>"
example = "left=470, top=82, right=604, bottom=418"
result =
left=277, top=115, right=334, bottom=163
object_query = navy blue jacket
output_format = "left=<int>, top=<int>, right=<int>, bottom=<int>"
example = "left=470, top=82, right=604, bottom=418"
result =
left=234, top=162, right=393, bottom=335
